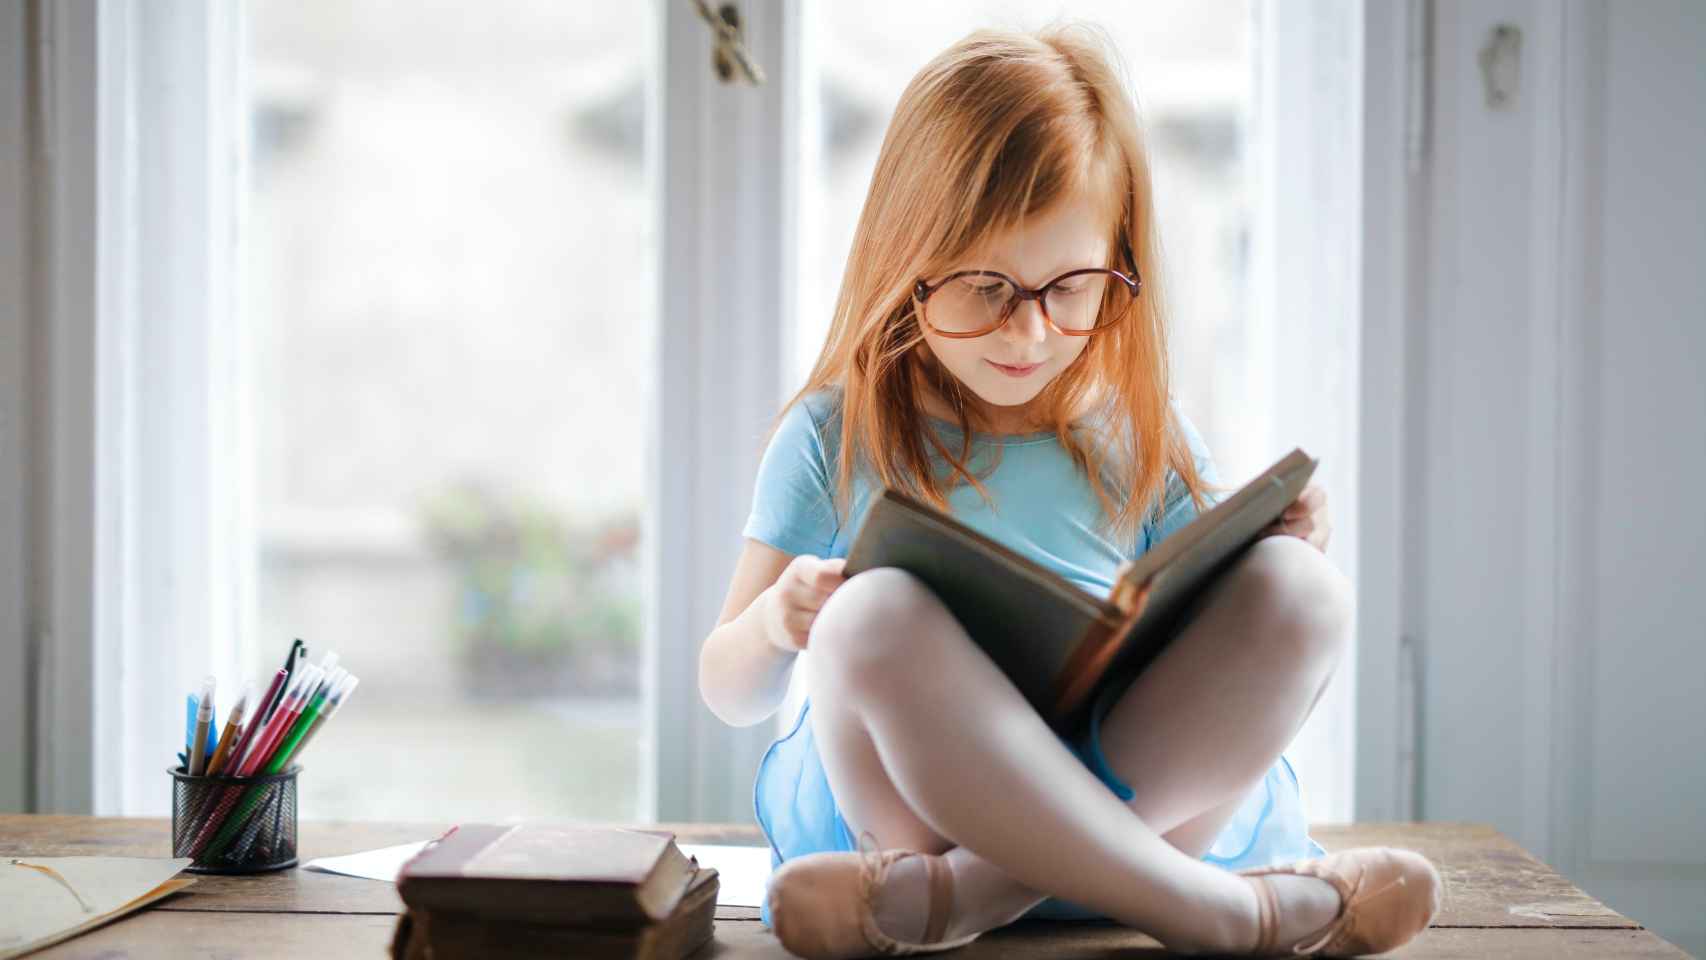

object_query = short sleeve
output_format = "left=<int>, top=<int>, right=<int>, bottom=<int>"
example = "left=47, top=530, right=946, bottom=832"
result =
left=741, top=398, right=840, bottom=557
left=1148, top=405, right=1224, bottom=549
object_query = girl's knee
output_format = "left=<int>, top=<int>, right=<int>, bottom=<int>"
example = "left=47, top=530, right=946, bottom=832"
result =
left=809, top=567, right=944, bottom=678
left=1233, top=537, right=1353, bottom=667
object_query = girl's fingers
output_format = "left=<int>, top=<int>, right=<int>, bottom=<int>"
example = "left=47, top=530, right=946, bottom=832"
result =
left=782, top=609, right=815, bottom=636
left=1285, top=484, right=1326, bottom=519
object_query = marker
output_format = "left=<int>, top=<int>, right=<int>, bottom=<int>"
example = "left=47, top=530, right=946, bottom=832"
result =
left=206, top=681, right=254, bottom=776
left=227, top=668, right=286, bottom=774
left=184, top=665, right=321, bottom=858
left=289, top=673, right=358, bottom=759
left=188, top=676, right=216, bottom=775
left=192, top=665, right=325, bottom=859
left=205, top=670, right=355, bottom=860
left=235, top=666, right=319, bottom=776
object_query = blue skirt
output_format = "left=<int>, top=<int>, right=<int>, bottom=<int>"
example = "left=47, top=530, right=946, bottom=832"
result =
left=752, top=697, right=1325, bottom=926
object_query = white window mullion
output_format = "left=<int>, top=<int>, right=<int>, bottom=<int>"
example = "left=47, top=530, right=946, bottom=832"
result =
left=1351, top=0, right=1423, bottom=824
left=35, top=0, right=112, bottom=816
left=646, top=0, right=798, bottom=823
left=32, top=0, right=245, bottom=815
left=1248, top=0, right=1365, bottom=825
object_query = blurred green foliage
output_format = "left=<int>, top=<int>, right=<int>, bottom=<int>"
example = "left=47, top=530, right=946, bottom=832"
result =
left=420, top=482, right=641, bottom=695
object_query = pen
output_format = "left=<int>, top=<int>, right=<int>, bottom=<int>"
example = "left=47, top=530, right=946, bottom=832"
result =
left=286, top=673, right=358, bottom=759
left=184, top=669, right=311, bottom=849
left=188, top=676, right=216, bottom=775
left=183, top=696, right=197, bottom=767
left=227, top=668, right=286, bottom=775
left=206, top=681, right=254, bottom=776
left=237, top=665, right=321, bottom=778
left=230, top=673, right=341, bottom=860
left=190, top=665, right=324, bottom=858
left=303, top=656, right=341, bottom=706
left=204, top=667, right=348, bottom=860
left=264, top=639, right=306, bottom=725
left=185, top=666, right=320, bottom=858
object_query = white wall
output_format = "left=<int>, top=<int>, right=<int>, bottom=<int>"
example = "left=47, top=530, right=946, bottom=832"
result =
left=1413, top=1, right=1705, bottom=953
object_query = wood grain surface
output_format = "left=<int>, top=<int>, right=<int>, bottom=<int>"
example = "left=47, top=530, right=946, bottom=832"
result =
left=0, top=817, right=1685, bottom=958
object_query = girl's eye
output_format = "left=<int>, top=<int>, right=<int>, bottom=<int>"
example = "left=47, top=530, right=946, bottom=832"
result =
left=1051, top=283, right=1086, bottom=297
left=967, top=282, right=1007, bottom=298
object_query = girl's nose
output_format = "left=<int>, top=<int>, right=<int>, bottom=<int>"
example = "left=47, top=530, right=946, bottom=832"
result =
left=1002, top=298, right=1050, bottom=344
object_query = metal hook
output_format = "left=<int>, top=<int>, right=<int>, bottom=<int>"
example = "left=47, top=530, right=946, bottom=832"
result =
left=691, top=0, right=766, bottom=86
left=1478, top=24, right=1522, bottom=109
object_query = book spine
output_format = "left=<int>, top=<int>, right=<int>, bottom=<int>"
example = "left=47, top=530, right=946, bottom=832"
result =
left=1050, top=581, right=1153, bottom=726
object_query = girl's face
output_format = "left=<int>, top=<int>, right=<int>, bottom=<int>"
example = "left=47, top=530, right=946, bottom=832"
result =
left=917, top=191, right=1110, bottom=424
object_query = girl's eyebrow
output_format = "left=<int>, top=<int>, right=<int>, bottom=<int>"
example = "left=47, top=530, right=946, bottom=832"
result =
left=958, top=260, right=1106, bottom=285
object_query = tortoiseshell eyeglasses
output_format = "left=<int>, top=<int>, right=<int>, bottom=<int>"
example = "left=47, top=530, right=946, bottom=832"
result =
left=912, top=264, right=1141, bottom=339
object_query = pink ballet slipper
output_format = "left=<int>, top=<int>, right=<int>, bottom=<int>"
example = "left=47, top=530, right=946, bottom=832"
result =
left=1240, top=846, right=1444, bottom=956
left=766, top=831, right=982, bottom=960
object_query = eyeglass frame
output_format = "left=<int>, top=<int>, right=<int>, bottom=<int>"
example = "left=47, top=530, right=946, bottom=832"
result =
left=911, top=240, right=1143, bottom=339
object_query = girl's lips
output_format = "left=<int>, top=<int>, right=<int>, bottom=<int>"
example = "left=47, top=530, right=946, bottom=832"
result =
left=987, top=359, right=1043, bottom=377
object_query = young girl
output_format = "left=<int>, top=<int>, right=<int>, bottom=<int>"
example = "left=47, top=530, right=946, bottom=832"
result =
left=699, top=24, right=1441, bottom=959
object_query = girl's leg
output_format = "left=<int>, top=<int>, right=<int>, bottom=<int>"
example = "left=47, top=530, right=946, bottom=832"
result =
left=805, top=535, right=1350, bottom=953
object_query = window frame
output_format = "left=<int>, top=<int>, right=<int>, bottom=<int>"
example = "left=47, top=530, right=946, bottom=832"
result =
left=13, top=0, right=796, bottom=822
left=17, top=0, right=250, bottom=815
left=647, top=0, right=803, bottom=822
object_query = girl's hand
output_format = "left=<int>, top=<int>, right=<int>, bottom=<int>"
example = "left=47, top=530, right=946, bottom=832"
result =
left=765, top=555, right=848, bottom=652
left=1260, top=482, right=1331, bottom=553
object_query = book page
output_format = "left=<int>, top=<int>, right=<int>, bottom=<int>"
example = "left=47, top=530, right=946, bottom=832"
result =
left=1, top=856, right=193, bottom=960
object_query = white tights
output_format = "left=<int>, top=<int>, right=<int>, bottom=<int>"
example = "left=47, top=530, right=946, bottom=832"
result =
left=805, top=535, right=1351, bottom=953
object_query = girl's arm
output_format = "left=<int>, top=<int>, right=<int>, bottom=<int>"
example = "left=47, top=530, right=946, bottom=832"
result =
left=699, top=538, right=844, bottom=727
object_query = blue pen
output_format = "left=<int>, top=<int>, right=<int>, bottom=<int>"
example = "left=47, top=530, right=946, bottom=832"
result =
left=184, top=695, right=197, bottom=766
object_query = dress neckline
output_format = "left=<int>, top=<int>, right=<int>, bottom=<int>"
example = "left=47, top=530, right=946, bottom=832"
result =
left=921, top=413, right=1060, bottom=445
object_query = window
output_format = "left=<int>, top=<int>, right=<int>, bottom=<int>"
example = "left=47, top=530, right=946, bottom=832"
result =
left=28, top=1, right=1356, bottom=826
left=245, top=0, right=656, bottom=822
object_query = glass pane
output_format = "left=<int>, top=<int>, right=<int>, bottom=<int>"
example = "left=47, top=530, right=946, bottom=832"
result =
left=245, top=0, right=654, bottom=822
left=799, top=1, right=1251, bottom=470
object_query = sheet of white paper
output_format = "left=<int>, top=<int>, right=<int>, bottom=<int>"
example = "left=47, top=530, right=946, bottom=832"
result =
left=302, top=839, right=774, bottom=907
left=302, top=841, right=429, bottom=882
left=679, top=843, right=772, bottom=908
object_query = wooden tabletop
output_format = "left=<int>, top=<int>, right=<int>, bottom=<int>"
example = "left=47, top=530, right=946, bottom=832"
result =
left=0, top=817, right=1685, bottom=958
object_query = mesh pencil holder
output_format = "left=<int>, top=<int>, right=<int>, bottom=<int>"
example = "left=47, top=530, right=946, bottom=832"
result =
left=169, top=764, right=301, bottom=874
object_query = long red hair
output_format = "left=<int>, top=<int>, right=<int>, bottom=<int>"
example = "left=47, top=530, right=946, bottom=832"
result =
left=777, top=24, right=1221, bottom=544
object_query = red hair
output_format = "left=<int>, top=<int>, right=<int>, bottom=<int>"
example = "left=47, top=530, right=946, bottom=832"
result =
left=776, top=24, right=1222, bottom=543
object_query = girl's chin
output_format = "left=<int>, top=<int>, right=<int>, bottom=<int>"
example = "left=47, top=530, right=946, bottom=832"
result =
left=965, top=376, right=1047, bottom=409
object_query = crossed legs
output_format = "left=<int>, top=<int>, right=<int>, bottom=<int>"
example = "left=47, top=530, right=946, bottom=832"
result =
left=803, top=535, right=1351, bottom=952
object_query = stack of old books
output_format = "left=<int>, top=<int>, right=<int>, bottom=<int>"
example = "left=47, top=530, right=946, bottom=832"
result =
left=390, top=823, right=718, bottom=960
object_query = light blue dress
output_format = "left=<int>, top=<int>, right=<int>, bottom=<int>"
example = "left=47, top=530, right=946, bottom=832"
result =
left=742, top=388, right=1324, bottom=925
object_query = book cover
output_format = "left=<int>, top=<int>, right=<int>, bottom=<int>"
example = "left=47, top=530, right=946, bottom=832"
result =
left=397, top=823, right=700, bottom=929
left=843, top=448, right=1318, bottom=733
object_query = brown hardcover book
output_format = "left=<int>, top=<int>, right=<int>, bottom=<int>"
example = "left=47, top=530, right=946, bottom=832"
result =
left=844, top=448, right=1318, bottom=734
left=392, top=866, right=719, bottom=960
left=396, top=823, right=700, bottom=929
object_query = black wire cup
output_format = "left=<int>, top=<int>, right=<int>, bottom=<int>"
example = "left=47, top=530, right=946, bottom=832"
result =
left=169, top=764, right=301, bottom=874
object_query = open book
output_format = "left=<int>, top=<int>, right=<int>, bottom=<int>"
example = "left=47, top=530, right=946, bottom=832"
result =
left=843, top=448, right=1318, bottom=734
